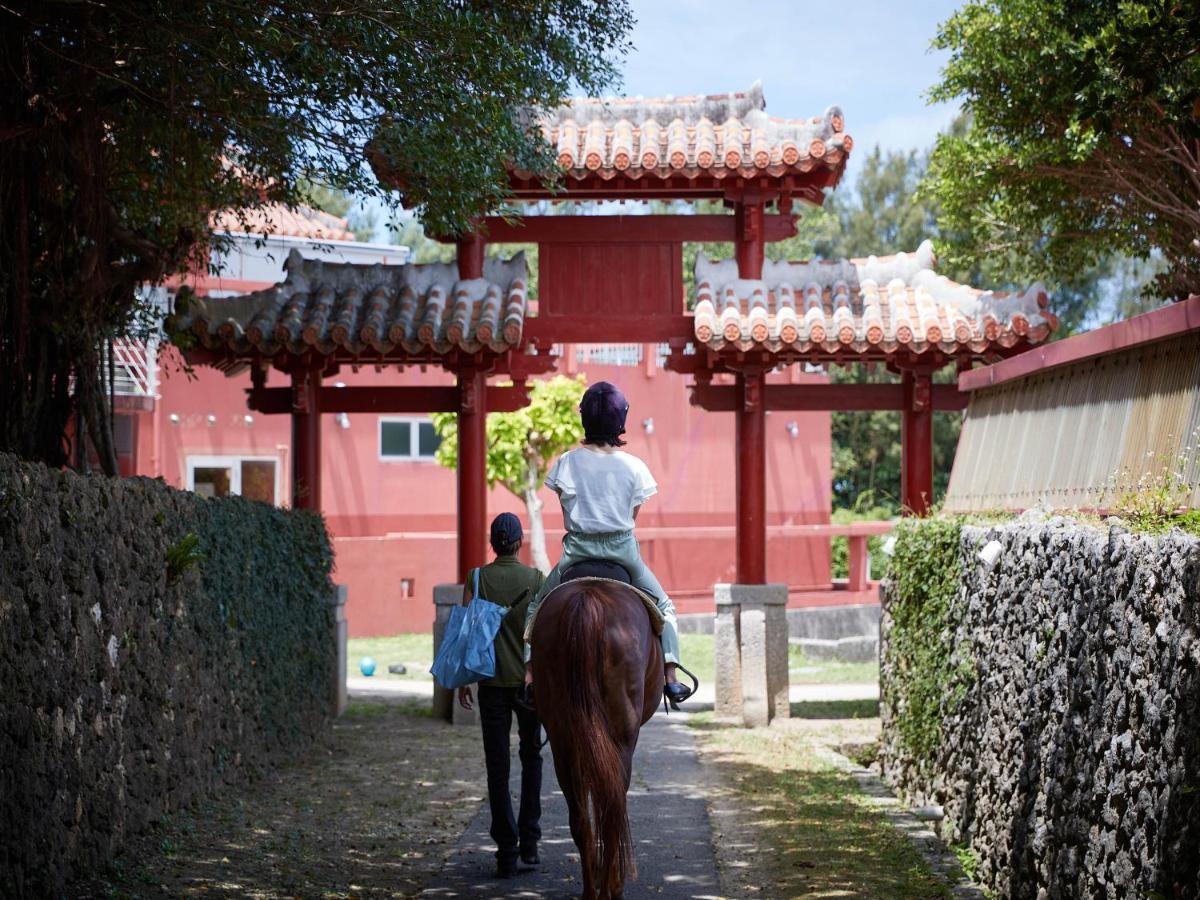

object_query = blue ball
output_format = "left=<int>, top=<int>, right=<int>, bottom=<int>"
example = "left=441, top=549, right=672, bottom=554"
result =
left=359, top=656, right=377, bottom=677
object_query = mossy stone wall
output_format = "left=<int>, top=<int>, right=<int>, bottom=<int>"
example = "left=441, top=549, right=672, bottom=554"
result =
left=881, top=516, right=1200, bottom=898
left=0, top=455, right=335, bottom=897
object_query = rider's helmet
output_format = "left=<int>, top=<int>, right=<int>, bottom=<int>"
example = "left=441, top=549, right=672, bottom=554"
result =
left=580, top=381, right=629, bottom=444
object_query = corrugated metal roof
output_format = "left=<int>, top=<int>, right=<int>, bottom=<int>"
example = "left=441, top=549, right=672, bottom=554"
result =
left=945, top=332, right=1200, bottom=512
left=178, top=248, right=528, bottom=359
left=693, top=239, right=1054, bottom=356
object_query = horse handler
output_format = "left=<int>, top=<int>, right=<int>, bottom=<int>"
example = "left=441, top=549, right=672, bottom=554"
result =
left=457, top=512, right=546, bottom=879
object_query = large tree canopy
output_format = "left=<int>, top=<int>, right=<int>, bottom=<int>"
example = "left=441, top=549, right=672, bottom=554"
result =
left=1, top=0, right=631, bottom=472
left=923, top=0, right=1200, bottom=299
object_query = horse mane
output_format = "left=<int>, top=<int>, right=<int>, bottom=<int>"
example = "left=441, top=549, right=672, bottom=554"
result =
left=558, top=581, right=636, bottom=893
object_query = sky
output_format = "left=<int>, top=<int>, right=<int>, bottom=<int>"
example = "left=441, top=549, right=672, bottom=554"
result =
left=365, top=0, right=964, bottom=238
left=617, top=0, right=962, bottom=185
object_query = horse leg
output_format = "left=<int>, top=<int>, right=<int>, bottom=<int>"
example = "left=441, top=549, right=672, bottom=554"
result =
left=602, top=740, right=637, bottom=900
left=555, top=750, right=597, bottom=900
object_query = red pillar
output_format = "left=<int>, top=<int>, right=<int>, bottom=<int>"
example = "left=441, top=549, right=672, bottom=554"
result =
left=733, top=195, right=768, bottom=583
left=735, top=368, right=767, bottom=583
left=734, top=200, right=765, bottom=278
left=901, top=369, right=934, bottom=515
left=457, top=231, right=485, bottom=280
left=291, top=368, right=322, bottom=511
left=457, top=367, right=488, bottom=580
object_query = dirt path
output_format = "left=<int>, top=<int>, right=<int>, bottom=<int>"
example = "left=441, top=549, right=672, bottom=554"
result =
left=80, top=696, right=484, bottom=899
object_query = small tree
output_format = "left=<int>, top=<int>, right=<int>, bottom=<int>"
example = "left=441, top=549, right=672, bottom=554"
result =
left=431, top=376, right=585, bottom=572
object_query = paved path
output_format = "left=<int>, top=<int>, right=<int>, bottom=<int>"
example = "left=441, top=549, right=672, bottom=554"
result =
left=419, top=710, right=722, bottom=900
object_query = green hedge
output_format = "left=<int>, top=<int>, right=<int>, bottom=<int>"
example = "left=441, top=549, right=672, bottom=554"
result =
left=880, top=516, right=973, bottom=764
left=0, top=455, right=335, bottom=897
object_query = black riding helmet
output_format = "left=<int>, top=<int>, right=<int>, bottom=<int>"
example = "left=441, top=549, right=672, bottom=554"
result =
left=580, top=381, right=629, bottom=445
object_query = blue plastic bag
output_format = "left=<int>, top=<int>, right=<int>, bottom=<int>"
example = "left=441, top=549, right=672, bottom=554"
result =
left=429, top=569, right=506, bottom=689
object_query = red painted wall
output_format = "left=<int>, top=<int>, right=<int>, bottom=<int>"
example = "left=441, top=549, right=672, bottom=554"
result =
left=137, top=348, right=832, bottom=636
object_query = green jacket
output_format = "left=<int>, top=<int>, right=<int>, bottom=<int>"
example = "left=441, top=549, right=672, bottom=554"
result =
left=474, top=555, right=544, bottom=687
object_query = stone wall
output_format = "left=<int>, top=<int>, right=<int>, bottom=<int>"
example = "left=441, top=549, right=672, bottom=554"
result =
left=0, top=455, right=336, bottom=897
left=880, top=517, right=1200, bottom=898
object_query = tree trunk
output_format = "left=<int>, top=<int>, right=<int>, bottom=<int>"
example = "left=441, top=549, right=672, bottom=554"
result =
left=523, top=455, right=551, bottom=574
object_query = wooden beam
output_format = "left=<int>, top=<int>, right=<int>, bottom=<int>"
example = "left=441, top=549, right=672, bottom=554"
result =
left=689, top=382, right=968, bottom=412
left=472, top=214, right=798, bottom=245
left=246, top=384, right=531, bottom=415
left=523, top=315, right=695, bottom=345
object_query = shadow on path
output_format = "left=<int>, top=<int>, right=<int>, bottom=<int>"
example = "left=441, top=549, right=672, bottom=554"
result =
left=421, top=710, right=722, bottom=900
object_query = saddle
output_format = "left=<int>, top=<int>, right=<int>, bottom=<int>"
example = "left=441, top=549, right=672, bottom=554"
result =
left=562, top=559, right=633, bottom=584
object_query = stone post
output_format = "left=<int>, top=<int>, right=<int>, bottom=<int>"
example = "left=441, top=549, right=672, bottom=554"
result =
left=432, top=583, right=479, bottom=726
left=714, top=585, right=743, bottom=720
left=330, top=584, right=348, bottom=717
left=432, top=583, right=462, bottom=722
left=713, top=583, right=789, bottom=727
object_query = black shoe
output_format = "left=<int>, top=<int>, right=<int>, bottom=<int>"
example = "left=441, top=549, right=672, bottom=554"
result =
left=664, top=681, right=693, bottom=706
left=520, top=846, right=539, bottom=866
left=495, top=861, right=519, bottom=879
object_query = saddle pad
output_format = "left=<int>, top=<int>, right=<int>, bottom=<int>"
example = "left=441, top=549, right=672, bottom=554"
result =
left=525, top=577, right=665, bottom=642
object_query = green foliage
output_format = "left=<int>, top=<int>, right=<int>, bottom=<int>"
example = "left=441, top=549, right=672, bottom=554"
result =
left=884, top=516, right=971, bottom=763
left=831, top=504, right=896, bottom=580
left=951, top=843, right=981, bottom=883
left=924, top=0, right=1200, bottom=299
left=165, top=533, right=206, bottom=583
left=1107, top=435, right=1199, bottom=533
left=430, top=375, right=586, bottom=498
left=2, top=0, right=632, bottom=470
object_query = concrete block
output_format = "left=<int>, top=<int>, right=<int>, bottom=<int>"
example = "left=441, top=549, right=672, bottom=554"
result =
left=792, top=634, right=879, bottom=663
left=431, top=583, right=463, bottom=722
left=786, top=603, right=881, bottom=641
left=739, top=601, right=770, bottom=728
left=765, top=596, right=790, bottom=721
left=714, top=594, right=742, bottom=720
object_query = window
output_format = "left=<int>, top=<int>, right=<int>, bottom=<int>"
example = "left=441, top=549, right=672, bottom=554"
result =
left=379, top=418, right=441, bottom=461
left=186, top=455, right=279, bottom=504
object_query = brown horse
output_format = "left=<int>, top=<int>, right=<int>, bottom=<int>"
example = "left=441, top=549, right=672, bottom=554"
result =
left=530, top=577, right=663, bottom=900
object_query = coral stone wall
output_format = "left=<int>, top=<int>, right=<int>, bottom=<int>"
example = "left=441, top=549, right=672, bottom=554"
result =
left=0, top=456, right=336, bottom=897
left=881, top=518, right=1200, bottom=899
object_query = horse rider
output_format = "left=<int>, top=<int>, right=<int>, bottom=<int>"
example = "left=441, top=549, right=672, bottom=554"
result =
left=457, top=512, right=545, bottom=879
left=523, top=380, right=692, bottom=706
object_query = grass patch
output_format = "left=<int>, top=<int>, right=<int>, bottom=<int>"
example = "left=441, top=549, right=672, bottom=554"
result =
left=678, top=632, right=879, bottom=686
left=347, top=633, right=433, bottom=681
left=790, top=698, right=880, bottom=719
left=693, top=721, right=951, bottom=898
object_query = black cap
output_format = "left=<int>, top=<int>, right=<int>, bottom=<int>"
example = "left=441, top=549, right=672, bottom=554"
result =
left=490, top=512, right=523, bottom=552
left=580, top=381, right=629, bottom=441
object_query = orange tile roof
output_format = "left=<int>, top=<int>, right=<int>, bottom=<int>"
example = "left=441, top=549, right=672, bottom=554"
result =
left=693, top=240, right=1055, bottom=356
left=529, top=81, right=850, bottom=184
left=180, top=249, right=528, bottom=358
left=212, top=203, right=355, bottom=241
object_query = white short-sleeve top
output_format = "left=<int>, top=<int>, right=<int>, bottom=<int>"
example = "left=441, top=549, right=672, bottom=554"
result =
left=545, top=447, right=658, bottom=534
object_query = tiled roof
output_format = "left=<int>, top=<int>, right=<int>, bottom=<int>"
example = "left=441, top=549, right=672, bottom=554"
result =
left=531, top=81, right=850, bottom=183
left=212, top=203, right=356, bottom=241
left=178, top=248, right=528, bottom=358
left=693, top=240, right=1056, bottom=356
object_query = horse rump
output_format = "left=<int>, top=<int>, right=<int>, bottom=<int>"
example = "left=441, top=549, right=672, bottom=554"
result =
left=549, top=585, right=635, bottom=894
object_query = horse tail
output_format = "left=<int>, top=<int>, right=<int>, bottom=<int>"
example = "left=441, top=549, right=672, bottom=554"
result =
left=561, top=586, right=634, bottom=893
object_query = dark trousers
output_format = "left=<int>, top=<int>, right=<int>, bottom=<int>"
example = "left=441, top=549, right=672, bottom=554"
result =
left=477, top=684, right=543, bottom=863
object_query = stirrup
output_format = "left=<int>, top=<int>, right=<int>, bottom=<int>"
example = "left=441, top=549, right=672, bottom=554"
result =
left=662, top=664, right=700, bottom=712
